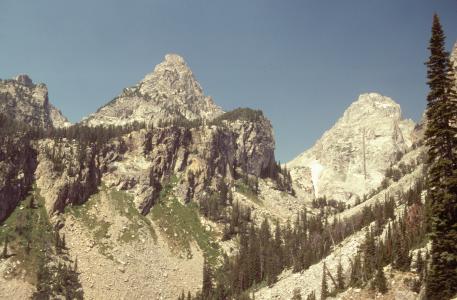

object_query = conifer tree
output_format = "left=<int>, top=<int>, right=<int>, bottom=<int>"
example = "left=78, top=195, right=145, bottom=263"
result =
left=202, top=257, right=213, bottom=298
left=273, top=220, right=284, bottom=274
left=2, top=236, right=8, bottom=258
left=292, top=288, right=302, bottom=300
left=28, top=195, right=36, bottom=209
left=306, top=291, right=316, bottom=300
left=321, top=262, right=328, bottom=300
left=62, top=234, right=66, bottom=250
left=362, top=229, right=376, bottom=281
left=392, top=228, right=410, bottom=271
left=374, top=264, right=388, bottom=294
left=336, top=259, right=344, bottom=291
left=424, top=14, right=457, bottom=300
left=350, top=253, right=363, bottom=287
left=416, top=250, right=424, bottom=282
left=74, top=257, right=78, bottom=273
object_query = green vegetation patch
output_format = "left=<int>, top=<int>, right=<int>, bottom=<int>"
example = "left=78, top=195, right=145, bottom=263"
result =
left=151, top=176, right=220, bottom=265
left=109, top=189, right=157, bottom=243
left=0, top=185, right=54, bottom=284
left=235, top=181, right=262, bottom=205
left=64, top=191, right=113, bottom=259
left=65, top=186, right=157, bottom=255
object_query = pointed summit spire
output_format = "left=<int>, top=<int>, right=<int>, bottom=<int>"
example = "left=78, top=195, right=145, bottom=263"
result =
left=139, top=53, right=204, bottom=98
left=84, top=54, right=223, bottom=127
left=163, top=53, right=186, bottom=64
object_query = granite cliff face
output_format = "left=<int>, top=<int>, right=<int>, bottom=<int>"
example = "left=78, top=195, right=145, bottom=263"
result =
left=36, top=113, right=276, bottom=217
left=83, top=54, right=223, bottom=127
left=0, top=75, right=70, bottom=129
left=288, top=92, right=415, bottom=202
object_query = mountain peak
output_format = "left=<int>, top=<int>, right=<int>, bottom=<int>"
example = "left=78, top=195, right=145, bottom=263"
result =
left=0, top=75, right=70, bottom=128
left=15, top=74, right=34, bottom=87
left=164, top=53, right=186, bottom=65
left=139, top=53, right=202, bottom=97
left=84, top=54, right=223, bottom=127
left=343, top=92, right=401, bottom=123
left=150, top=53, right=189, bottom=74
left=354, top=92, right=398, bottom=109
left=288, top=92, right=414, bottom=202
left=357, top=92, right=395, bottom=104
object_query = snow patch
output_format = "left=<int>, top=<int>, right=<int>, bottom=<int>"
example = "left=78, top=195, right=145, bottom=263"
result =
left=310, top=160, right=323, bottom=198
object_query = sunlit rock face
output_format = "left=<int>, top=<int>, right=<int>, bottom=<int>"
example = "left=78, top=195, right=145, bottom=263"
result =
left=0, top=74, right=70, bottom=129
left=288, top=92, right=415, bottom=202
left=83, top=54, right=223, bottom=127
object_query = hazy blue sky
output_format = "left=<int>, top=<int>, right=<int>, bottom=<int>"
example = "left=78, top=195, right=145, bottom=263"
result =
left=1, top=1, right=456, bottom=161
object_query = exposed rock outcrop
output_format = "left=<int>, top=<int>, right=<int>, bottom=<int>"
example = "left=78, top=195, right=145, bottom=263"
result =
left=83, top=54, right=223, bottom=127
left=36, top=111, right=276, bottom=216
left=35, top=139, right=105, bottom=214
left=288, top=93, right=415, bottom=202
left=0, top=75, right=70, bottom=129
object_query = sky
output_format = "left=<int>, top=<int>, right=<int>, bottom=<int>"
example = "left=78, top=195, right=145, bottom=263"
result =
left=0, top=1, right=456, bottom=162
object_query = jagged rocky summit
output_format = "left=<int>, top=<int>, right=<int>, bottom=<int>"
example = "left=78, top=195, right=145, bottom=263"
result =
left=0, top=74, right=70, bottom=128
left=288, top=92, right=415, bottom=202
left=0, top=54, right=280, bottom=222
left=0, top=53, right=284, bottom=299
left=83, top=54, right=224, bottom=127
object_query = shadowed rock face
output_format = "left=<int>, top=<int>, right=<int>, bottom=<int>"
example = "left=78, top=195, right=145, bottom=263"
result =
left=0, top=75, right=70, bottom=129
left=83, top=54, right=224, bottom=127
left=288, top=92, right=416, bottom=202
left=15, top=74, right=33, bottom=87
left=0, top=131, right=37, bottom=222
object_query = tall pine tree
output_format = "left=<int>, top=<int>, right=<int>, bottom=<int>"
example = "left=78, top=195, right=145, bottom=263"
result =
left=424, top=14, right=457, bottom=300
left=320, top=262, right=328, bottom=300
left=336, top=259, right=344, bottom=291
left=202, top=257, right=213, bottom=298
